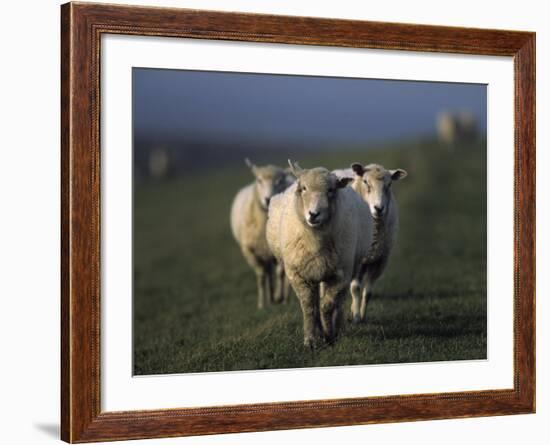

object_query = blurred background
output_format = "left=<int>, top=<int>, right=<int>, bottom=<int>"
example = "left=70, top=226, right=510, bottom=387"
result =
left=133, top=68, right=487, bottom=375
left=133, top=68, right=486, bottom=180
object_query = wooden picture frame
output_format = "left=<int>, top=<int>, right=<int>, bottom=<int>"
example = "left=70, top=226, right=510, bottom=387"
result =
left=61, top=2, right=535, bottom=442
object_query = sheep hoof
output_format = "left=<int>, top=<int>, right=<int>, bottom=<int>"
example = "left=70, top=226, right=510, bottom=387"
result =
left=304, top=336, right=321, bottom=350
left=352, top=314, right=362, bottom=325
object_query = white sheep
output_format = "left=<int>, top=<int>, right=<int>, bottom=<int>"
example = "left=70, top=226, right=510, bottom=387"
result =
left=343, top=163, right=407, bottom=323
left=267, top=161, right=373, bottom=347
left=230, top=159, right=293, bottom=309
left=437, top=111, right=478, bottom=146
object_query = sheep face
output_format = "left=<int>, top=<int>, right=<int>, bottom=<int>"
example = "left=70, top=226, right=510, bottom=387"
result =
left=351, top=163, right=407, bottom=220
left=245, top=159, right=289, bottom=210
left=288, top=162, right=352, bottom=228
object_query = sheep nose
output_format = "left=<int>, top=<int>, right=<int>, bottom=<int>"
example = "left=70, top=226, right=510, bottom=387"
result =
left=308, top=210, right=320, bottom=219
left=374, top=205, right=384, bottom=215
left=264, top=197, right=271, bottom=206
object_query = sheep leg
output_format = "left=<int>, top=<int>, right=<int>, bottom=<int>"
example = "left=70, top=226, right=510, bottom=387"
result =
left=273, top=262, right=286, bottom=304
left=319, top=282, right=326, bottom=301
left=321, top=281, right=347, bottom=344
left=293, top=279, right=321, bottom=349
left=360, top=258, right=386, bottom=321
left=332, top=301, right=344, bottom=338
left=265, top=263, right=275, bottom=304
left=349, top=278, right=362, bottom=324
left=255, top=268, right=267, bottom=309
left=282, top=274, right=291, bottom=304
left=242, top=249, right=268, bottom=309
left=360, top=282, right=372, bottom=322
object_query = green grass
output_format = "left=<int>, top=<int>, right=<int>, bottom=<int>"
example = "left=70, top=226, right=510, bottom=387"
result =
left=133, top=139, right=487, bottom=375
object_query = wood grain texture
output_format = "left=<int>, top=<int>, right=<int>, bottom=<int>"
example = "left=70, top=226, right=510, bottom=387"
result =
left=60, top=2, right=536, bottom=442
left=60, top=3, right=71, bottom=441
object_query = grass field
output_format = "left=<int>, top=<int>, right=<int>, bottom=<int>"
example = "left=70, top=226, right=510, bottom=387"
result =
left=133, top=139, right=487, bottom=375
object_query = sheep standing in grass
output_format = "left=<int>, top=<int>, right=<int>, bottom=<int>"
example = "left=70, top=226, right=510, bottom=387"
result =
left=437, top=111, right=478, bottom=146
left=230, top=159, right=293, bottom=309
left=345, top=163, right=407, bottom=323
left=267, top=161, right=373, bottom=347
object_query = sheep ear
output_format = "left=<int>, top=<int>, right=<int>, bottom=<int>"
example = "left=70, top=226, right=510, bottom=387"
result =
left=390, top=169, right=407, bottom=181
left=287, top=159, right=303, bottom=178
left=336, top=177, right=354, bottom=189
left=284, top=168, right=296, bottom=185
left=351, top=163, right=365, bottom=176
left=244, top=158, right=254, bottom=168
left=245, top=158, right=258, bottom=176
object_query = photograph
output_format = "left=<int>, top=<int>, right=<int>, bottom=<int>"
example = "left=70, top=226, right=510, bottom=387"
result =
left=132, top=68, right=487, bottom=375
left=54, top=2, right=537, bottom=442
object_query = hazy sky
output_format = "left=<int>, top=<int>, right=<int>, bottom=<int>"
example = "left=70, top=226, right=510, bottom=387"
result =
left=133, top=68, right=486, bottom=149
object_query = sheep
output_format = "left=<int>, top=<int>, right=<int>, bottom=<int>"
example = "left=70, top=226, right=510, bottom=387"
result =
left=230, top=159, right=292, bottom=309
left=437, top=111, right=478, bottom=146
left=267, top=161, right=373, bottom=348
left=148, top=146, right=170, bottom=179
left=344, top=163, right=407, bottom=323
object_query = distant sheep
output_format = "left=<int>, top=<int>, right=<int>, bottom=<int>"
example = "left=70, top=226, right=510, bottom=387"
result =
left=340, top=163, right=407, bottom=323
left=267, top=161, right=373, bottom=347
left=437, top=111, right=478, bottom=145
left=148, top=146, right=170, bottom=179
left=230, top=159, right=293, bottom=309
